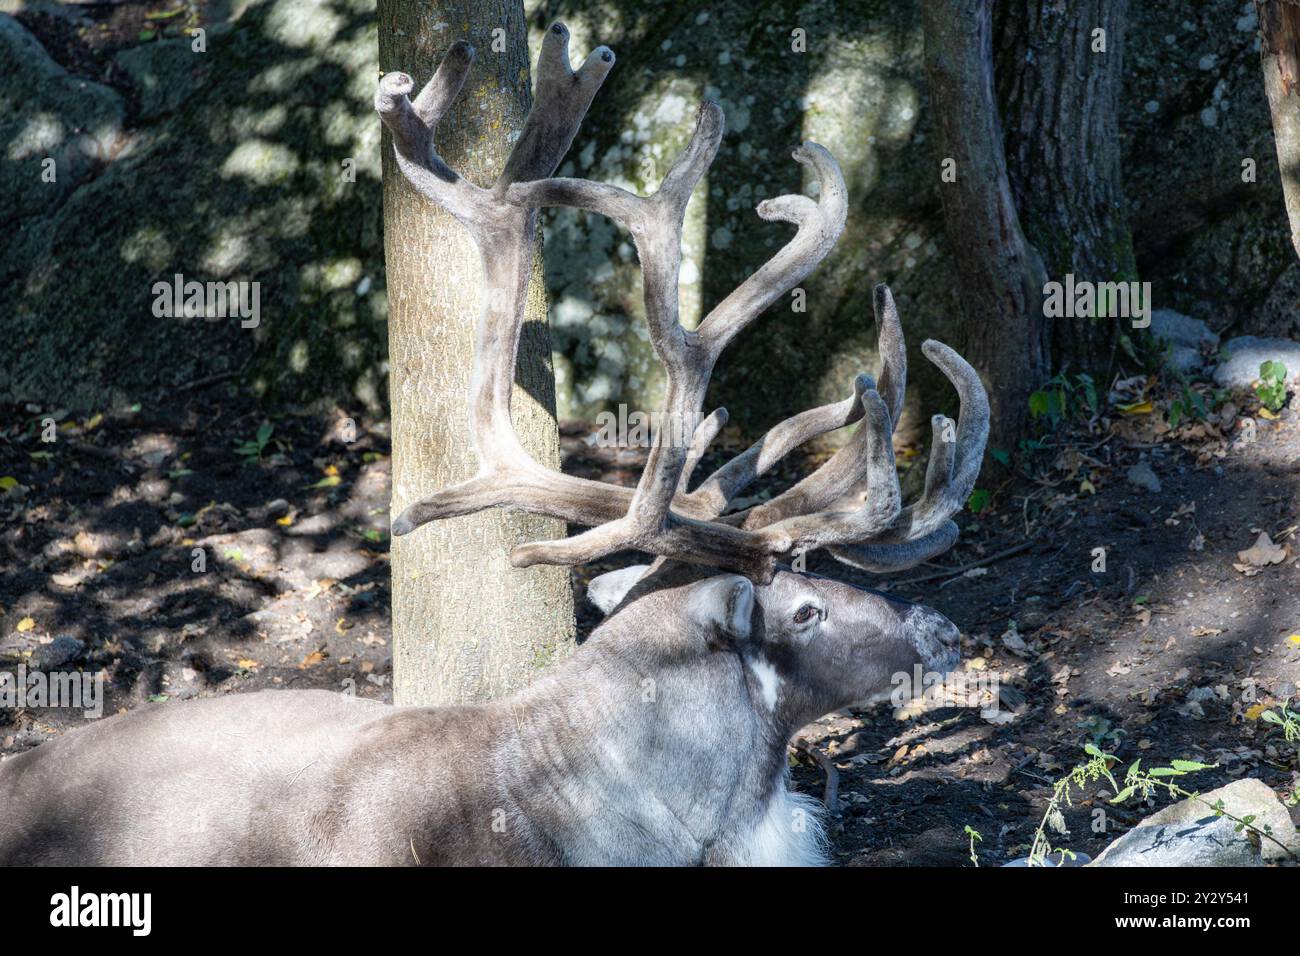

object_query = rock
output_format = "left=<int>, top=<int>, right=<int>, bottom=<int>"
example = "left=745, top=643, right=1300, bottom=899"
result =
left=0, top=0, right=388, bottom=414
left=34, top=635, right=86, bottom=669
left=1150, top=309, right=1218, bottom=372
left=1214, top=336, right=1300, bottom=389
left=0, top=15, right=125, bottom=225
left=1126, top=461, right=1162, bottom=493
left=1092, top=778, right=1300, bottom=866
left=113, top=37, right=212, bottom=122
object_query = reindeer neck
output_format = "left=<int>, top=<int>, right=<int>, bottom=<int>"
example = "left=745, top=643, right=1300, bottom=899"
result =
left=484, top=633, right=813, bottom=865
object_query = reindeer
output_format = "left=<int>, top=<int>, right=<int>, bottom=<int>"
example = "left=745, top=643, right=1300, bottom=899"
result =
left=0, top=24, right=987, bottom=866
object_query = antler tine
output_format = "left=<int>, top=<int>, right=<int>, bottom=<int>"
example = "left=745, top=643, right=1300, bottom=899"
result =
left=872, top=284, right=907, bottom=425
left=699, top=282, right=908, bottom=524
left=682, top=372, right=875, bottom=518
left=817, top=339, right=988, bottom=574
left=375, top=42, right=486, bottom=225
left=497, top=23, right=615, bottom=189
left=871, top=340, right=989, bottom=543
left=696, top=143, right=849, bottom=359
left=749, top=391, right=903, bottom=555
left=677, top=408, right=730, bottom=495
left=828, top=521, right=961, bottom=573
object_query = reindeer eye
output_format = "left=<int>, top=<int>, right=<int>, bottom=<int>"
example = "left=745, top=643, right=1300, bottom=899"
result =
left=793, top=604, right=819, bottom=625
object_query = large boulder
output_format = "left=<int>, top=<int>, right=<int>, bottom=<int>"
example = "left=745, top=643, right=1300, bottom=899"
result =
left=0, top=13, right=124, bottom=229
left=0, top=0, right=387, bottom=413
left=1092, top=778, right=1300, bottom=866
left=1214, top=335, right=1300, bottom=388
left=1150, top=309, right=1218, bottom=372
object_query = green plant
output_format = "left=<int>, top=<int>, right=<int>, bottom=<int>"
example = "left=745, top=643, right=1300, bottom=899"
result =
left=234, top=422, right=274, bottom=461
left=1028, top=372, right=1098, bottom=430
left=1025, top=745, right=1300, bottom=866
left=964, top=825, right=982, bottom=866
left=1255, top=360, right=1289, bottom=413
left=1167, top=382, right=1208, bottom=430
left=1261, top=698, right=1300, bottom=744
left=966, top=488, right=991, bottom=514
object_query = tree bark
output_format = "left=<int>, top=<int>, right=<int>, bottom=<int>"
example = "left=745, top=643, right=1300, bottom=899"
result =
left=378, top=0, right=575, bottom=705
left=996, top=0, right=1134, bottom=378
left=1258, top=0, right=1300, bottom=259
left=921, top=0, right=1049, bottom=454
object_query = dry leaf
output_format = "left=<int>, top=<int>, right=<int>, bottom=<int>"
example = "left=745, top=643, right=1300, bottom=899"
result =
left=1117, top=400, right=1154, bottom=416
left=16, top=617, right=36, bottom=632
left=1236, top=532, right=1287, bottom=568
left=299, top=649, right=327, bottom=669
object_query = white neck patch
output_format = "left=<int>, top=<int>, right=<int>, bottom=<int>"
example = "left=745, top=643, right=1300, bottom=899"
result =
left=747, top=657, right=781, bottom=712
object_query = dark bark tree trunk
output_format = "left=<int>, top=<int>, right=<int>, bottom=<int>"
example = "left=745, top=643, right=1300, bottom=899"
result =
left=378, top=0, right=575, bottom=705
left=1258, top=0, right=1300, bottom=259
left=921, top=0, right=1049, bottom=454
left=996, top=0, right=1134, bottom=379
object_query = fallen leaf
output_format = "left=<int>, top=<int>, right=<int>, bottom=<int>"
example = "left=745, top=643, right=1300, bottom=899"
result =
left=299, top=649, right=327, bottom=669
left=16, top=617, right=36, bottom=632
left=1236, top=532, right=1287, bottom=568
left=335, top=617, right=353, bottom=635
left=0, top=476, right=18, bottom=491
left=1117, top=400, right=1154, bottom=416
left=276, top=514, right=295, bottom=526
left=1245, top=702, right=1270, bottom=720
left=237, top=659, right=259, bottom=670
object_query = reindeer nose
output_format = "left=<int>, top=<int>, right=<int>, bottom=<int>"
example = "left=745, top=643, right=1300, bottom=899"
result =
left=904, top=606, right=961, bottom=674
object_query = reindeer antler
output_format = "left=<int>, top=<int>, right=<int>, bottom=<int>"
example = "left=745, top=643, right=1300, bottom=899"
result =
left=377, top=24, right=989, bottom=584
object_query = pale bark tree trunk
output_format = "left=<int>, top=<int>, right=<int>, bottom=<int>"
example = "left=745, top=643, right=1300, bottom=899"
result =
left=921, top=0, right=1049, bottom=453
left=378, top=0, right=575, bottom=705
left=1258, top=0, right=1300, bottom=259
left=996, top=0, right=1134, bottom=378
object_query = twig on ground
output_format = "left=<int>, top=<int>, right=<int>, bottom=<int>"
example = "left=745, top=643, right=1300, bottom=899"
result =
left=893, top=539, right=1038, bottom=588
left=795, top=741, right=839, bottom=814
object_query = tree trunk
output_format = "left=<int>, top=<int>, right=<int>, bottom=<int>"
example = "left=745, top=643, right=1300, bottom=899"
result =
left=378, top=0, right=575, bottom=706
left=996, top=0, right=1134, bottom=379
left=921, top=0, right=1049, bottom=454
left=1258, top=0, right=1300, bottom=259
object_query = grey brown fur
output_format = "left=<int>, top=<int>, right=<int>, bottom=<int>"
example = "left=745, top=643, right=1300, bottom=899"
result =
left=1, top=563, right=960, bottom=866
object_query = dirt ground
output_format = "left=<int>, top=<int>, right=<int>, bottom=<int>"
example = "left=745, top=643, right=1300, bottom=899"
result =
left=3, top=374, right=1299, bottom=867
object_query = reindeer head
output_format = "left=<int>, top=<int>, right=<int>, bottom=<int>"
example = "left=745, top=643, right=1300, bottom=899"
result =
left=377, top=24, right=989, bottom=724
left=587, top=561, right=960, bottom=730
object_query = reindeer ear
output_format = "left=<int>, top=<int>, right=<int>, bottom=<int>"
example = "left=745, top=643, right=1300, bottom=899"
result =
left=586, top=565, right=651, bottom=615
left=686, top=575, right=755, bottom=643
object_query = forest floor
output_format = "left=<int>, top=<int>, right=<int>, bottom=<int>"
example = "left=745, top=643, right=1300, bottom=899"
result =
left=2, top=380, right=1299, bottom=867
